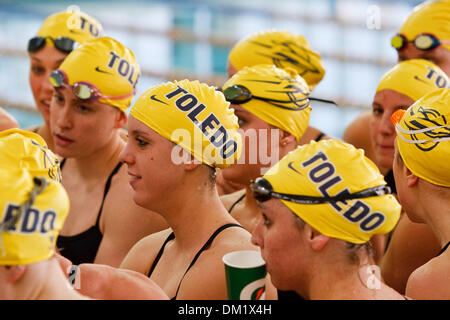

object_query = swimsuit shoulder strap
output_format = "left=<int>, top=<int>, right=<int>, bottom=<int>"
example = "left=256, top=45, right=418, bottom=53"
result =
left=173, top=223, right=244, bottom=299
left=95, top=162, right=123, bottom=227
left=437, top=241, right=450, bottom=257
left=147, top=231, right=176, bottom=277
left=228, top=193, right=245, bottom=213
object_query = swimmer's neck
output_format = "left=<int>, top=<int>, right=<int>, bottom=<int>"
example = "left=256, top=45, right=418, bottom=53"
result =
left=161, top=186, right=235, bottom=250
left=63, top=133, right=125, bottom=180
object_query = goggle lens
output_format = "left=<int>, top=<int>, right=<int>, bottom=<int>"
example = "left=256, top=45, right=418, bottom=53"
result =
left=27, top=36, right=76, bottom=54
left=49, top=70, right=65, bottom=88
left=414, top=34, right=435, bottom=50
left=73, top=83, right=94, bottom=100
left=27, top=37, right=47, bottom=53
left=250, top=178, right=273, bottom=203
left=223, top=85, right=252, bottom=104
left=391, top=34, right=405, bottom=50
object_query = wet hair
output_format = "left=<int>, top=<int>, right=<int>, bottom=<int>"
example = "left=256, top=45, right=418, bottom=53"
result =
left=345, top=241, right=375, bottom=265
left=208, top=165, right=217, bottom=184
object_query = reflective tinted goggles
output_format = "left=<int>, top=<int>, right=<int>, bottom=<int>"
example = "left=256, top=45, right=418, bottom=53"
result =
left=250, top=177, right=392, bottom=205
left=223, top=84, right=337, bottom=110
left=27, top=36, right=77, bottom=54
left=49, top=69, right=134, bottom=101
left=391, top=33, right=450, bottom=51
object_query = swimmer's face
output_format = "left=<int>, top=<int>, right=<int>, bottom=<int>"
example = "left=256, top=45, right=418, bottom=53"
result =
left=398, top=42, right=450, bottom=76
left=227, top=60, right=238, bottom=78
left=119, top=116, right=183, bottom=210
left=252, top=198, right=306, bottom=292
left=49, top=86, right=125, bottom=158
left=29, top=46, right=67, bottom=126
left=221, top=104, right=281, bottom=186
left=370, top=89, right=414, bottom=175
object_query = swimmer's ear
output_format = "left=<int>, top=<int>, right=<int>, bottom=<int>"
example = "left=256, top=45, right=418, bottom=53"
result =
left=114, top=110, right=128, bottom=129
left=2, top=265, right=27, bottom=283
left=182, top=153, right=201, bottom=171
left=304, top=224, right=329, bottom=251
left=279, top=130, right=296, bottom=147
left=404, top=166, right=419, bottom=188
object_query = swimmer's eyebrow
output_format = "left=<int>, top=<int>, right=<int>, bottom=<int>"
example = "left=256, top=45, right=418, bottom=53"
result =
left=31, top=56, right=65, bottom=67
left=130, top=129, right=151, bottom=138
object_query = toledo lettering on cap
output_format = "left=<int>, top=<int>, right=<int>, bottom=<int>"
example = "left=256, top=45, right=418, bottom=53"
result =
left=67, top=11, right=100, bottom=37
left=79, top=16, right=100, bottom=37
left=2, top=203, right=57, bottom=235
left=107, top=51, right=139, bottom=87
left=425, top=66, right=448, bottom=89
left=300, top=151, right=386, bottom=232
left=165, top=86, right=238, bottom=160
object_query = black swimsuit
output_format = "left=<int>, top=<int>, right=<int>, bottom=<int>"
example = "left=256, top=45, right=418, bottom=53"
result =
left=56, top=159, right=123, bottom=265
left=148, top=223, right=243, bottom=300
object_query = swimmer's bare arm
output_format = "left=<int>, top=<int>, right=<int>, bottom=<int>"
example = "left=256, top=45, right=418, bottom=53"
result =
left=216, top=169, right=245, bottom=196
left=94, top=170, right=168, bottom=267
left=120, top=228, right=173, bottom=275
left=55, top=252, right=168, bottom=299
left=0, top=107, right=19, bottom=130
left=380, top=213, right=441, bottom=294
left=176, top=228, right=277, bottom=300
left=76, top=263, right=169, bottom=300
left=405, top=257, right=450, bottom=300
left=220, top=189, right=246, bottom=212
left=342, top=110, right=375, bottom=162
left=298, top=126, right=333, bottom=146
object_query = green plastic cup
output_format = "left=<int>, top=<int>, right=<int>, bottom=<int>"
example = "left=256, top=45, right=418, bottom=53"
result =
left=222, top=250, right=266, bottom=300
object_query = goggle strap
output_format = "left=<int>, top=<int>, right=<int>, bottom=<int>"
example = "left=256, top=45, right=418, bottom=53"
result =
left=252, top=181, right=392, bottom=205
left=274, top=185, right=392, bottom=204
left=395, top=124, right=450, bottom=144
left=309, top=97, right=338, bottom=106
left=395, top=123, right=450, bottom=135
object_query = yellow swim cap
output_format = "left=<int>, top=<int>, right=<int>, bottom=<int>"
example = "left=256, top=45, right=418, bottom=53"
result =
left=0, top=129, right=69, bottom=265
left=228, top=29, right=325, bottom=90
left=130, top=79, right=242, bottom=169
left=392, top=88, right=450, bottom=187
left=400, top=0, right=450, bottom=51
left=261, top=139, right=401, bottom=244
left=35, top=10, right=103, bottom=47
left=58, top=37, right=140, bottom=113
left=222, top=64, right=311, bottom=142
left=0, top=129, right=61, bottom=182
left=376, top=59, right=449, bottom=101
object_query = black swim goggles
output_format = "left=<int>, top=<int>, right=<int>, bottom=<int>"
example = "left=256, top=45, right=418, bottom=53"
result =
left=27, top=36, right=78, bottom=54
left=222, top=84, right=337, bottom=111
left=391, top=33, right=450, bottom=51
left=249, top=177, right=392, bottom=205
